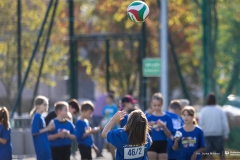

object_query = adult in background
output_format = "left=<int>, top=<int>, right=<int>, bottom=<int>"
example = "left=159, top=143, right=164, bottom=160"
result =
left=199, top=93, right=230, bottom=160
left=45, top=99, right=80, bottom=126
left=92, top=90, right=114, bottom=157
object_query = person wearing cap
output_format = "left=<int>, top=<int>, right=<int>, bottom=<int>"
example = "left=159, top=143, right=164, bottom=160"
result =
left=119, top=95, right=138, bottom=128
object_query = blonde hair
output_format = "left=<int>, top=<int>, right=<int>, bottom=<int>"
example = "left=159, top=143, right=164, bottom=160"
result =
left=30, top=95, right=48, bottom=117
left=54, top=101, right=69, bottom=113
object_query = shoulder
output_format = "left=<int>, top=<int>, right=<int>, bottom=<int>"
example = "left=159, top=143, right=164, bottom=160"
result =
left=147, top=114, right=154, bottom=119
left=66, top=120, right=74, bottom=126
left=109, top=128, right=125, bottom=136
left=163, top=113, right=172, bottom=119
left=177, top=126, right=184, bottom=132
left=166, top=112, right=177, bottom=118
left=32, top=113, right=41, bottom=120
left=76, top=119, right=85, bottom=125
left=194, top=126, right=204, bottom=133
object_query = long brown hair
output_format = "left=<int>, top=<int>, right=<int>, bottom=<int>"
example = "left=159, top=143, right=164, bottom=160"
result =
left=0, top=107, right=10, bottom=130
left=124, top=110, right=150, bottom=146
left=30, top=95, right=48, bottom=117
left=181, top=106, right=197, bottom=125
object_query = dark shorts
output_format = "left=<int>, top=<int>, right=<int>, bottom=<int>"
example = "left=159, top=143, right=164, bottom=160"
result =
left=148, top=140, right=168, bottom=154
left=204, top=136, right=224, bottom=154
left=51, top=145, right=71, bottom=160
left=78, top=144, right=92, bottom=160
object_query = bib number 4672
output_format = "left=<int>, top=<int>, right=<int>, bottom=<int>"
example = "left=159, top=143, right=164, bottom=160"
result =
left=124, top=146, right=144, bottom=159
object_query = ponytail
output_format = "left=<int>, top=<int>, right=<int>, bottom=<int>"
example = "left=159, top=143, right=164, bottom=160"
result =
left=30, top=95, right=48, bottom=117
left=30, top=107, right=37, bottom=118
left=193, top=118, right=198, bottom=125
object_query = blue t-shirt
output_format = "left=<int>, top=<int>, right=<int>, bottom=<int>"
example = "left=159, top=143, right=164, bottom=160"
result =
left=76, top=119, right=93, bottom=147
left=145, top=112, right=151, bottom=118
left=49, top=119, right=75, bottom=147
left=176, top=126, right=206, bottom=160
left=102, top=105, right=118, bottom=129
left=166, top=112, right=184, bottom=159
left=31, top=113, right=52, bottom=160
left=120, top=115, right=128, bottom=128
left=107, top=128, right=152, bottom=160
left=0, top=124, right=12, bottom=160
left=147, top=114, right=174, bottom=141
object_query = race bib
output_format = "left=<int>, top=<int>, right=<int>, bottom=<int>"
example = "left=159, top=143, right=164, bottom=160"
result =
left=124, top=145, right=144, bottom=159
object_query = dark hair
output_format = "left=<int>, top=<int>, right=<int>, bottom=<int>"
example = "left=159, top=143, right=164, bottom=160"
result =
left=80, top=101, right=94, bottom=112
left=151, top=93, right=163, bottom=105
left=30, top=95, right=48, bottom=117
left=68, top=99, right=80, bottom=114
left=169, top=100, right=182, bottom=110
left=125, top=110, right=149, bottom=146
left=206, top=93, right=217, bottom=105
left=108, top=90, right=115, bottom=96
left=54, top=101, right=68, bottom=113
left=0, top=107, right=10, bottom=130
left=107, top=94, right=114, bottom=100
left=181, top=106, right=197, bottom=125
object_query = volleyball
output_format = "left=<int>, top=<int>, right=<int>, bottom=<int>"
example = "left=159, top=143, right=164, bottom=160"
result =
left=127, top=1, right=150, bottom=23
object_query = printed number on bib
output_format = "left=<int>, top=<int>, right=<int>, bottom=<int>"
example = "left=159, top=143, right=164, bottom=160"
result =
left=124, top=146, right=144, bottom=159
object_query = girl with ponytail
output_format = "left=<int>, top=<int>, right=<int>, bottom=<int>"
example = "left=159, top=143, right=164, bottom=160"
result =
left=172, top=106, right=206, bottom=160
left=31, top=95, right=54, bottom=160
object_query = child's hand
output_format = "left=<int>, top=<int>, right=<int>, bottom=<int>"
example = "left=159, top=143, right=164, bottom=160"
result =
left=112, top=111, right=126, bottom=122
left=148, top=121, right=154, bottom=127
left=156, top=120, right=165, bottom=128
left=58, top=131, right=66, bottom=138
left=90, top=129, right=98, bottom=134
left=191, top=152, right=197, bottom=160
left=91, top=127, right=100, bottom=134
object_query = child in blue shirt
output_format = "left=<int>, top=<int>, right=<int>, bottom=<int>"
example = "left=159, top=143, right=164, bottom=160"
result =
left=76, top=101, right=99, bottom=160
left=102, top=109, right=152, bottom=160
left=147, top=93, right=174, bottom=160
left=48, top=101, right=76, bottom=160
left=101, top=94, right=118, bottom=128
left=166, top=100, right=184, bottom=160
left=31, top=96, right=54, bottom=160
left=0, top=107, right=12, bottom=160
left=101, top=94, right=118, bottom=159
left=173, top=106, right=205, bottom=160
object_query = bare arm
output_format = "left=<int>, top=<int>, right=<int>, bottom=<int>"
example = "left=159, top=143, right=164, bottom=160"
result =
left=102, top=118, right=116, bottom=138
left=162, top=125, right=172, bottom=138
left=172, top=138, right=180, bottom=150
left=67, top=133, right=76, bottom=140
left=82, top=129, right=98, bottom=139
left=102, top=111, right=125, bottom=138
left=0, top=137, right=7, bottom=145
left=48, top=133, right=61, bottom=141
left=32, top=121, right=54, bottom=136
